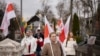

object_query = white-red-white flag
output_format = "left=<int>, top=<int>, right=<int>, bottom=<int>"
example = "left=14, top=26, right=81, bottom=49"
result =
left=64, top=15, right=71, bottom=38
left=44, top=16, right=54, bottom=44
left=58, top=18, right=66, bottom=43
left=0, top=2, right=16, bottom=36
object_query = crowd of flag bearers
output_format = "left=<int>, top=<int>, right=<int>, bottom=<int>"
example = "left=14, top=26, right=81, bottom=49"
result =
left=20, top=14, right=78, bottom=56
left=21, top=28, right=78, bottom=56
left=0, top=2, right=78, bottom=56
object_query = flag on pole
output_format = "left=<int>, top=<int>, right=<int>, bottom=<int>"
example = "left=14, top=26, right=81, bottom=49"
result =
left=64, top=15, right=71, bottom=38
left=58, top=16, right=71, bottom=56
left=58, top=18, right=65, bottom=43
left=0, top=2, right=16, bottom=36
left=59, top=16, right=71, bottom=43
left=44, top=16, right=54, bottom=44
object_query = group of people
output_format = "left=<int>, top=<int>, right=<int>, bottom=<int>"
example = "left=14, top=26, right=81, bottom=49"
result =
left=21, top=29, right=78, bottom=56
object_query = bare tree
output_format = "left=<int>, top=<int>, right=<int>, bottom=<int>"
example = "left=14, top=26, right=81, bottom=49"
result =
left=56, top=2, right=64, bottom=18
left=56, top=1, right=70, bottom=23
left=0, top=1, right=6, bottom=11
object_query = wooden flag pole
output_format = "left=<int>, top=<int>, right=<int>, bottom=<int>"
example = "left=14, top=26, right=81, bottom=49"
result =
left=15, top=17, right=24, bottom=37
left=50, top=41, right=54, bottom=56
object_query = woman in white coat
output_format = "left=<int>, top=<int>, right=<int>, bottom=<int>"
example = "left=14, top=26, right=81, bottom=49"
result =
left=63, top=32, right=78, bottom=56
left=21, top=29, right=37, bottom=56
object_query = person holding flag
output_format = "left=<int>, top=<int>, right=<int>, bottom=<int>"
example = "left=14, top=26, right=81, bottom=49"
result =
left=42, top=16, right=64, bottom=56
left=41, top=32, right=64, bottom=56
left=21, top=29, right=37, bottom=56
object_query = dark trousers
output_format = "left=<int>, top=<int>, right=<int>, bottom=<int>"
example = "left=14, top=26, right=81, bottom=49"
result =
left=36, top=51, right=41, bottom=56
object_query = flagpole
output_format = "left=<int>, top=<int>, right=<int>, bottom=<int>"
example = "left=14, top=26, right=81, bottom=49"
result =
left=21, top=0, right=23, bottom=19
left=15, top=17, right=23, bottom=36
left=70, top=0, right=73, bottom=31
left=20, top=0, right=23, bottom=25
left=50, top=41, right=54, bottom=56
left=20, top=0, right=24, bottom=37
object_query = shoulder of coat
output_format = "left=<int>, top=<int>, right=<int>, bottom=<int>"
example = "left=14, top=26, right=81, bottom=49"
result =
left=44, top=43, right=50, bottom=47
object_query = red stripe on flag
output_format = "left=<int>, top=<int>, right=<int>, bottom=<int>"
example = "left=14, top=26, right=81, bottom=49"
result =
left=44, top=24, right=49, bottom=38
left=7, top=4, right=14, bottom=12
left=59, top=28, right=65, bottom=43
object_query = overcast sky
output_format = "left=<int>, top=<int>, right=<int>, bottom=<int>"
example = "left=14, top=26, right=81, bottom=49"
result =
left=5, top=0, right=63, bottom=21
left=4, top=0, right=98, bottom=21
left=5, top=0, right=44, bottom=21
left=5, top=0, right=70, bottom=21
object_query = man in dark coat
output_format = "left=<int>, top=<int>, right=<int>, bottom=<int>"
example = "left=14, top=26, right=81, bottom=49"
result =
left=34, top=29, right=44, bottom=56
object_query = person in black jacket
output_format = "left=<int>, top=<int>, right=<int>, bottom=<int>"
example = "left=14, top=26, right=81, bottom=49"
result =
left=34, top=29, right=44, bottom=56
